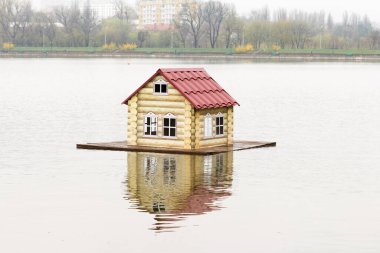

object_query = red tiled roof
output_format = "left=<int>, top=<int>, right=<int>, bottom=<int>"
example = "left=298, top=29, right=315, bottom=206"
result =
left=122, top=68, right=239, bottom=109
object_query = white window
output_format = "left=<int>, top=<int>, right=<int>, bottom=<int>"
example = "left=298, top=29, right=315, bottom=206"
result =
left=163, top=113, right=176, bottom=137
left=144, top=112, right=157, bottom=136
left=216, top=112, right=224, bottom=136
left=154, top=79, right=168, bottom=94
left=204, top=113, right=212, bottom=138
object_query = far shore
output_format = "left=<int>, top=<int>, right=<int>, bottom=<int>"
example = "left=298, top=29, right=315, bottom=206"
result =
left=1, top=48, right=380, bottom=62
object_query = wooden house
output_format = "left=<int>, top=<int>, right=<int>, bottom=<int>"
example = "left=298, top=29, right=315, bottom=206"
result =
left=122, top=68, right=239, bottom=150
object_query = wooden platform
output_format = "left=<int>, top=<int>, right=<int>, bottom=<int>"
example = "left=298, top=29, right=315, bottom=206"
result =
left=76, top=140, right=276, bottom=155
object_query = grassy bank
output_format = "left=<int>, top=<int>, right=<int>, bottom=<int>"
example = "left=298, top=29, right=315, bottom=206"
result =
left=3, top=47, right=380, bottom=56
left=262, top=48, right=380, bottom=55
left=3, top=47, right=235, bottom=54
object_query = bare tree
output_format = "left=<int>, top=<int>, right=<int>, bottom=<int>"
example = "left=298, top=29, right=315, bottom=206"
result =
left=203, top=0, right=227, bottom=48
left=80, top=0, right=97, bottom=47
left=54, top=3, right=81, bottom=46
left=326, top=13, right=334, bottom=32
left=173, top=17, right=190, bottom=48
left=45, top=14, right=57, bottom=47
left=0, top=0, right=32, bottom=44
left=273, top=8, right=288, bottom=21
left=113, top=0, right=136, bottom=22
left=222, top=6, right=239, bottom=48
left=54, top=4, right=80, bottom=33
left=369, top=30, right=380, bottom=49
left=180, top=2, right=205, bottom=48
left=137, top=30, right=148, bottom=47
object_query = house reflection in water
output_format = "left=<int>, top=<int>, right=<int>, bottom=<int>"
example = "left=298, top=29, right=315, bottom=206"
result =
left=125, top=152, right=234, bottom=232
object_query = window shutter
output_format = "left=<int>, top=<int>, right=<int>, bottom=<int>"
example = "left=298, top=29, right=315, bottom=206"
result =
left=205, top=118, right=208, bottom=137
left=208, top=117, right=212, bottom=136
left=205, top=116, right=212, bottom=137
left=144, top=116, right=148, bottom=133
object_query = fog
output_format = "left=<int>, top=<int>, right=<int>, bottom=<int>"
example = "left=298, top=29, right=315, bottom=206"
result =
left=31, top=0, right=380, bottom=23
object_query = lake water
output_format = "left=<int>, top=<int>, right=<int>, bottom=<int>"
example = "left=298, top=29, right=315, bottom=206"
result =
left=0, top=58, right=379, bottom=253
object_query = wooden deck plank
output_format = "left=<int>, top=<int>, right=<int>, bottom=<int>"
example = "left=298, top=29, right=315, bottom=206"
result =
left=76, top=140, right=276, bottom=155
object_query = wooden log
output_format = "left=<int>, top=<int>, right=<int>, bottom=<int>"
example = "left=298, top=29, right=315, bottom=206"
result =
left=199, top=137, right=228, bottom=147
left=227, top=107, right=234, bottom=145
left=129, top=95, right=138, bottom=103
left=137, top=94, right=185, bottom=102
left=137, top=107, right=185, bottom=115
left=129, top=102, right=138, bottom=109
left=137, top=138, right=185, bottom=148
left=130, top=108, right=137, bottom=115
left=137, top=133, right=185, bottom=140
left=138, top=100, right=185, bottom=109
left=128, top=115, right=138, bottom=122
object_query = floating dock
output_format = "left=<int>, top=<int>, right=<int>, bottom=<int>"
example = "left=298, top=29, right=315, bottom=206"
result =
left=76, top=140, right=276, bottom=155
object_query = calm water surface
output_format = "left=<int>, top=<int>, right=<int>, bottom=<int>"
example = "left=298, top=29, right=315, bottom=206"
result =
left=0, top=59, right=379, bottom=253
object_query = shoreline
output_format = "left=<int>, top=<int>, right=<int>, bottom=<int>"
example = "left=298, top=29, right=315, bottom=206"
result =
left=1, top=51, right=380, bottom=62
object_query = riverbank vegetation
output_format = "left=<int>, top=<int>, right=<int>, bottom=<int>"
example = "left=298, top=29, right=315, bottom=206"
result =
left=0, top=0, right=379, bottom=51
left=4, top=47, right=380, bottom=56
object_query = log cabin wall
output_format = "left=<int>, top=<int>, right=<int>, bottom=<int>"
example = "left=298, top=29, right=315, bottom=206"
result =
left=227, top=107, right=234, bottom=145
left=127, top=75, right=189, bottom=148
left=194, top=107, right=232, bottom=148
left=127, top=96, right=138, bottom=145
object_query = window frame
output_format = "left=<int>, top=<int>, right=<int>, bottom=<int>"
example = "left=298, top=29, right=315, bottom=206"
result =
left=215, top=112, right=224, bottom=137
left=144, top=112, right=158, bottom=137
left=163, top=113, right=177, bottom=138
left=153, top=79, right=168, bottom=95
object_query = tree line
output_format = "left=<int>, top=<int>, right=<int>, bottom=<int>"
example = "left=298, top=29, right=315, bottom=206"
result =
left=0, top=0, right=379, bottom=50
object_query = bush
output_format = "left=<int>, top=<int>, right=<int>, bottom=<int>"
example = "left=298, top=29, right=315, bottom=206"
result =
left=119, top=43, right=137, bottom=51
left=272, top=44, right=281, bottom=51
left=235, top=43, right=254, bottom=53
left=2, top=42, right=15, bottom=50
left=102, top=43, right=117, bottom=50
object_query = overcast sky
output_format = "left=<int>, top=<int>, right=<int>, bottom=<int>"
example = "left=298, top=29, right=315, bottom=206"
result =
left=32, top=0, right=380, bottom=23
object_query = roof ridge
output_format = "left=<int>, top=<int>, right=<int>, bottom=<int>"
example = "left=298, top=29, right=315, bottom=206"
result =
left=160, top=68, right=206, bottom=72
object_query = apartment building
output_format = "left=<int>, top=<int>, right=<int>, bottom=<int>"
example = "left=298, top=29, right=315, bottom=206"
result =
left=137, top=0, right=190, bottom=30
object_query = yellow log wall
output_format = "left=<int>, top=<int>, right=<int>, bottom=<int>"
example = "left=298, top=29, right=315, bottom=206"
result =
left=127, top=95, right=138, bottom=145
left=194, top=107, right=231, bottom=148
left=130, top=75, right=189, bottom=148
left=227, top=107, right=234, bottom=145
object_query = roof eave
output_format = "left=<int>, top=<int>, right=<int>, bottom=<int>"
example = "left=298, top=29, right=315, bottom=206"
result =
left=121, top=69, right=162, bottom=105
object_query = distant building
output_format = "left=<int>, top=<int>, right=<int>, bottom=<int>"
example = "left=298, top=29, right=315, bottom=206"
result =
left=82, top=1, right=116, bottom=20
left=137, top=0, right=190, bottom=30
